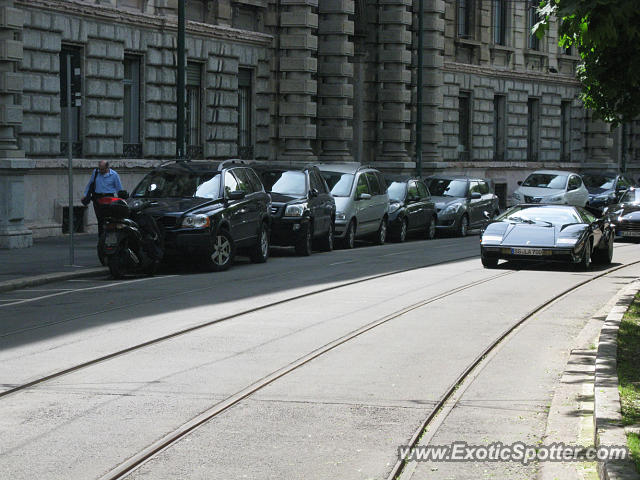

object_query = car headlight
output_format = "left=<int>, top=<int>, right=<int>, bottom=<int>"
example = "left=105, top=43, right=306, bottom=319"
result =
left=389, top=202, right=401, bottom=214
left=335, top=212, right=346, bottom=221
left=557, top=237, right=578, bottom=245
left=547, top=194, right=564, bottom=202
left=285, top=203, right=307, bottom=217
left=442, top=203, right=462, bottom=215
left=182, top=214, right=210, bottom=228
left=512, top=192, right=522, bottom=200
left=481, top=235, right=502, bottom=243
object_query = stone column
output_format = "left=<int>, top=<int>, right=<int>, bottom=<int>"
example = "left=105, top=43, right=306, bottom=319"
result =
left=419, top=0, right=445, bottom=163
left=378, top=0, right=411, bottom=162
left=278, top=0, right=318, bottom=160
left=0, top=0, right=33, bottom=249
left=317, top=0, right=354, bottom=162
left=584, top=112, right=615, bottom=168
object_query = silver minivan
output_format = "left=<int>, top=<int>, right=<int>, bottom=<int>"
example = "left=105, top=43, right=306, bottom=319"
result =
left=318, top=164, right=389, bottom=248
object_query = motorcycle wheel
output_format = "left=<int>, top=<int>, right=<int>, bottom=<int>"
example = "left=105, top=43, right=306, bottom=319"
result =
left=108, top=253, right=126, bottom=279
left=143, top=259, right=159, bottom=276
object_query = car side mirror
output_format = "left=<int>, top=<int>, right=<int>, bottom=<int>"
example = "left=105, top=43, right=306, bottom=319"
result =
left=117, top=190, right=129, bottom=199
left=357, top=193, right=372, bottom=200
left=227, top=190, right=246, bottom=200
left=517, top=180, right=523, bottom=186
left=309, top=188, right=319, bottom=198
left=471, top=192, right=482, bottom=200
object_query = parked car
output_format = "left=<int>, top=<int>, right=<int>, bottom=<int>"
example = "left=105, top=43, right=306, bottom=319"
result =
left=385, top=176, right=437, bottom=242
left=130, top=160, right=271, bottom=271
left=424, top=176, right=500, bottom=237
left=604, top=187, right=640, bottom=241
left=582, top=171, right=634, bottom=210
left=511, top=170, right=589, bottom=207
left=480, top=204, right=614, bottom=269
left=253, top=165, right=336, bottom=255
left=318, top=164, right=389, bottom=248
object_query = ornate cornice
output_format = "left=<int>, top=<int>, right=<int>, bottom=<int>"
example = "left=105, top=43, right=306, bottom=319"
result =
left=444, top=61, right=580, bottom=87
left=16, top=0, right=273, bottom=47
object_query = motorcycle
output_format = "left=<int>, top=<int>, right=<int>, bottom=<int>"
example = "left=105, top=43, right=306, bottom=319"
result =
left=97, top=191, right=164, bottom=279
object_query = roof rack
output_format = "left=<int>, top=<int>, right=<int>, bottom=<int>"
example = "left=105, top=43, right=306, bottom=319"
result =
left=217, top=159, right=248, bottom=171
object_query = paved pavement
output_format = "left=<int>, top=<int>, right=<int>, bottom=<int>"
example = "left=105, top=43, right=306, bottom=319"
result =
left=0, top=234, right=105, bottom=291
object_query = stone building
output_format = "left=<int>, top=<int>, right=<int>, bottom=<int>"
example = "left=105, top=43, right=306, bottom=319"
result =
left=0, top=0, right=639, bottom=247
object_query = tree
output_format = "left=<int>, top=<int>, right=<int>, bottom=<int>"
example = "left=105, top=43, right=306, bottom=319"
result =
left=535, top=0, right=640, bottom=126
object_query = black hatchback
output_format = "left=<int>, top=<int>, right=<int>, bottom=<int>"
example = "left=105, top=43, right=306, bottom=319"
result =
left=254, top=165, right=336, bottom=255
left=386, top=177, right=437, bottom=242
left=130, top=160, right=271, bottom=271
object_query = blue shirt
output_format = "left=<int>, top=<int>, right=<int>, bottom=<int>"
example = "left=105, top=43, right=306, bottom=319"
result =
left=84, top=168, right=123, bottom=196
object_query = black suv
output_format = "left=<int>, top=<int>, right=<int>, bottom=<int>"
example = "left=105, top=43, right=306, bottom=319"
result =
left=130, top=160, right=271, bottom=271
left=253, top=165, right=336, bottom=255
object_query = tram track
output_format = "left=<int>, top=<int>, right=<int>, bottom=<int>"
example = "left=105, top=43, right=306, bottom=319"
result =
left=3, top=252, right=638, bottom=480
left=0, top=252, right=488, bottom=398
left=386, top=258, right=640, bottom=480
left=95, top=259, right=640, bottom=480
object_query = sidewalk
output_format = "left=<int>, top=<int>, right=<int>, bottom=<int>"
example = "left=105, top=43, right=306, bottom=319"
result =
left=0, top=234, right=107, bottom=292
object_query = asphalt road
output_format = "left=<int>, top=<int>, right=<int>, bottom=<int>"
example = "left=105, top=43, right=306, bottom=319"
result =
left=0, top=235, right=638, bottom=479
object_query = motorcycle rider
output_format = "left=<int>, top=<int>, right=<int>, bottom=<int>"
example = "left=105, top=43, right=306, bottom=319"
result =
left=81, top=161, right=123, bottom=265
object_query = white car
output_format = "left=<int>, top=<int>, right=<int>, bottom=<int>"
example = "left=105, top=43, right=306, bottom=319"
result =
left=511, top=170, right=589, bottom=207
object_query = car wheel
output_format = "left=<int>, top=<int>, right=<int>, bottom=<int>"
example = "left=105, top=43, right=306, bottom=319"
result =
left=206, top=229, right=235, bottom=272
left=425, top=216, right=436, bottom=240
left=250, top=222, right=269, bottom=263
left=375, top=217, right=387, bottom=245
left=593, top=232, right=614, bottom=265
left=457, top=214, right=469, bottom=237
left=481, top=254, right=498, bottom=269
left=340, top=220, right=356, bottom=249
left=578, top=239, right=592, bottom=271
left=395, top=218, right=408, bottom=243
left=295, top=223, right=313, bottom=256
left=317, top=222, right=334, bottom=252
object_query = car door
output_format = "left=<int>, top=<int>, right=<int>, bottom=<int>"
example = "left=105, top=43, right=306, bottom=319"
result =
left=567, top=175, right=583, bottom=206
left=354, top=173, right=374, bottom=234
left=310, top=169, right=332, bottom=235
left=405, top=181, right=424, bottom=230
left=223, top=169, right=252, bottom=243
left=234, top=168, right=262, bottom=240
left=417, top=181, right=435, bottom=226
left=365, top=171, right=385, bottom=227
left=468, top=181, right=483, bottom=226
left=478, top=181, right=494, bottom=222
left=616, top=175, right=632, bottom=202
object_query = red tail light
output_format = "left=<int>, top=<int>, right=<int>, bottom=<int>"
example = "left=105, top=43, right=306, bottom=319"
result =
left=97, top=197, right=121, bottom=205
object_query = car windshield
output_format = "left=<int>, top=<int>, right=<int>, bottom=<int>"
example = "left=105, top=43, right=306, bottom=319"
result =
left=498, top=206, right=581, bottom=225
left=522, top=173, right=568, bottom=189
left=132, top=170, right=221, bottom=199
left=427, top=179, right=467, bottom=197
left=260, top=170, right=307, bottom=196
left=582, top=174, right=615, bottom=190
left=321, top=171, right=355, bottom=197
left=387, top=181, right=407, bottom=202
left=621, top=189, right=640, bottom=204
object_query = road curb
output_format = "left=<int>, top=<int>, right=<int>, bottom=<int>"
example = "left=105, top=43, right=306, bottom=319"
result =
left=595, top=279, right=640, bottom=480
left=0, top=267, right=108, bottom=293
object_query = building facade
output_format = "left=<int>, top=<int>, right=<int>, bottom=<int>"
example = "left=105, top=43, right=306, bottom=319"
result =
left=0, top=0, right=639, bottom=246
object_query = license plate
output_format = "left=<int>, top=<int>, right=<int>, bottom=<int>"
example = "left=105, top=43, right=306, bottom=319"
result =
left=620, top=231, right=640, bottom=237
left=510, top=247, right=544, bottom=256
left=105, top=232, right=118, bottom=246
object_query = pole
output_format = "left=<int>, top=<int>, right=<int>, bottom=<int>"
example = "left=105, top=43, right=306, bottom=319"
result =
left=66, top=53, right=75, bottom=265
left=176, top=0, right=185, bottom=159
left=416, top=0, right=423, bottom=178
